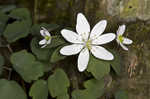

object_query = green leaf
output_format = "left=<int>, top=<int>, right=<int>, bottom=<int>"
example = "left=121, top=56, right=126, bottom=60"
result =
left=30, top=23, right=59, bottom=36
left=50, top=46, right=66, bottom=63
left=3, top=8, right=32, bottom=43
left=29, top=80, right=48, bottom=99
left=109, top=50, right=121, bottom=75
left=0, top=11, right=9, bottom=35
left=3, top=20, right=31, bottom=43
left=0, top=5, right=16, bottom=13
left=31, top=37, right=53, bottom=61
left=41, top=61, right=52, bottom=72
left=72, top=90, right=88, bottom=99
left=9, top=8, right=31, bottom=23
left=72, top=89, right=97, bottom=99
left=57, top=94, right=69, bottom=99
left=72, top=79, right=105, bottom=99
left=9, top=8, right=32, bottom=30
left=84, top=79, right=105, bottom=97
left=0, top=79, right=27, bottom=99
left=115, top=90, right=128, bottom=99
left=87, top=55, right=110, bottom=80
left=11, top=50, right=44, bottom=83
left=48, top=69, right=70, bottom=98
left=0, top=54, right=4, bottom=75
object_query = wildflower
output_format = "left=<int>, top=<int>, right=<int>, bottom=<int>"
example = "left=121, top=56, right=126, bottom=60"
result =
left=39, top=27, right=51, bottom=48
left=116, top=25, right=133, bottom=50
left=60, top=13, right=116, bottom=72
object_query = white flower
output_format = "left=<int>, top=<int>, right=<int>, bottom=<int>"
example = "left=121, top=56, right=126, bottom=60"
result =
left=60, top=13, right=116, bottom=72
left=39, top=27, right=51, bottom=48
left=116, top=25, right=133, bottom=51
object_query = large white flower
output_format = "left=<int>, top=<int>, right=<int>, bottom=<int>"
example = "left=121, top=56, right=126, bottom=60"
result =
left=60, top=13, right=116, bottom=72
left=116, top=25, right=133, bottom=51
left=39, top=27, right=51, bottom=48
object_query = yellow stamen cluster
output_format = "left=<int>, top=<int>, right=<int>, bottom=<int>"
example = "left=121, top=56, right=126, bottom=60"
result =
left=85, top=40, right=92, bottom=50
left=45, top=35, right=51, bottom=41
left=118, top=35, right=124, bottom=43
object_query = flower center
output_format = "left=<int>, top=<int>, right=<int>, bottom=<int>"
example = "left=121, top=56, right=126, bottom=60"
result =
left=118, top=35, right=124, bottom=43
left=84, top=40, right=92, bottom=50
left=44, top=35, right=50, bottom=41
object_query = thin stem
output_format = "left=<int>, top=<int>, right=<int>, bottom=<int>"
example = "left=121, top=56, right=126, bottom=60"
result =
left=71, top=72, right=79, bottom=90
left=72, top=80, right=79, bottom=90
left=51, top=35, right=61, bottom=38
left=70, top=63, right=79, bottom=90
left=8, top=69, right=12, bottom=80
left=21, top=80, right=26, bottom=92
left=6, top=44, right=13, bottom=53
left=116, top=43, right=119, bottom=50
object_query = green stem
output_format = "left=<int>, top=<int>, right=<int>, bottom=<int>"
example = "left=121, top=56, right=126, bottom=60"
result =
left=51, top=35, right=61, bottom=38
left=70, top=63, right=79, bottom=90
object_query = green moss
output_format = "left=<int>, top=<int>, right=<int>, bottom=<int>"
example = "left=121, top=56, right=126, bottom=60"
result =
left=120, top=0, right=139, bottom=18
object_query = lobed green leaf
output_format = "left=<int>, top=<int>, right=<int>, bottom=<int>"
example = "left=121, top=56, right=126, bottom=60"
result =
left=3, top=21, right=31, bottom=43
left=29, top=80, right=48, bottom=99
left=31, top=37, right=53, bottom=61
left=0, top=11, right=9, bottom=35
left=87, top=55, right=110, bottom=80
left=109, top=50, right=121, bottom=75
left=0, top=79, right=27, bottom=99
left=9, top=8, right=31, bottom=23
left=48, top=69, right=70, bottom=98
left=72, top=79, right=105, bottom=99
left=11, top=50, right=44, bottom=83
left=3, top=8, right=32, bottom=43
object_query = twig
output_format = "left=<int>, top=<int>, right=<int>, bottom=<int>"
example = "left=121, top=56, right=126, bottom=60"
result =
left=21, top=80, right=26, bottom=92
left=6, top=44, right=13, bottom=53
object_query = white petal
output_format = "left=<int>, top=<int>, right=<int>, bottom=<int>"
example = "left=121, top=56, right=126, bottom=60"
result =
left=60, top=44, right=83, bottom=56
left=90, top=20, right=107, bottom=39
left=40, top=27, right=50, bottom=36
left=120, top=43, right=128, bottom=51
left=76, top=13, right=90, bottom=41
left=92, top=33, right=116, bottom=45
left=91, top=46, right=114, bottom=60
left=117, top=25, right=126, bottom=35
left=78, top=48, right=89, bottom=72
left=39, top=39, right=46, bottom=45
left=123, top=37, right=133, bottom=45
left=40, top=30, right=45, bottom=36
left=61, top=29, right=83, bottom=43
left=41, top=44, right=47, bottom=48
